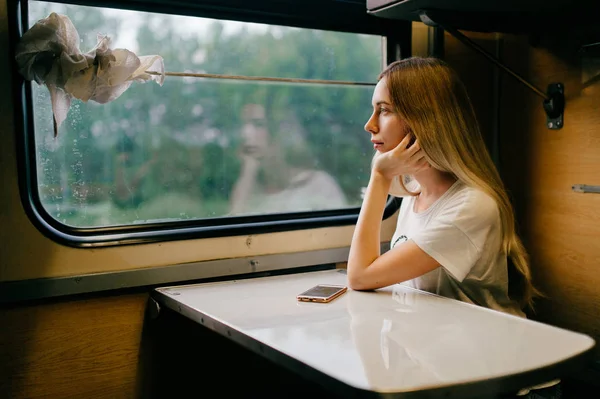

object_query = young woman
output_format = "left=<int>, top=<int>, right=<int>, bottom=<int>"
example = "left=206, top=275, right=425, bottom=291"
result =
left=347, top=56, right=559, bottom=399
left=347, top=56, right=538, bottom=317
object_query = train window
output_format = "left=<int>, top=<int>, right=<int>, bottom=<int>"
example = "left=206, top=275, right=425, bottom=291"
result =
left=20, top=0, right=397, bottom=245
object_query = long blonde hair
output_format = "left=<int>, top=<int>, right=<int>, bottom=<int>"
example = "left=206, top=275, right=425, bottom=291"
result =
left=380, top=57, right=540, bottom=310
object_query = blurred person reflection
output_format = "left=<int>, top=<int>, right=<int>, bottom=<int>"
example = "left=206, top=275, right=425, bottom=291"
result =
left=112, top=135, right=157, bottom=210
left=229, top=103, right=347, bottom=215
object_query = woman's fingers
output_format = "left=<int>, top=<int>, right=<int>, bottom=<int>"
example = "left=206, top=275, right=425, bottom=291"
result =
left=407, top=138, right=420, bottom=155
left=407, top=150, right=430, bottom=172
left=417, top=159, right=430, bottom=171
left=408, top=149, right=425, bottom=165
left=392, top=134, right=420, bottom=157
left=399, top=133, right=412, bottom=148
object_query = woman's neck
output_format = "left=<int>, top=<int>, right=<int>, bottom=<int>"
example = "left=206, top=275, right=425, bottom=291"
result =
left=413, top=168, right=457, bottom=199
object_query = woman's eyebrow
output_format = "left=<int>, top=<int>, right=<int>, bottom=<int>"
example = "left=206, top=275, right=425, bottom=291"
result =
left=372, top=100, right=391, bottom=106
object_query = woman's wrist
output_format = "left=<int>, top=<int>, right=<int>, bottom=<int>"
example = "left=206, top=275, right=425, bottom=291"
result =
left=370, top=170, right=393, bottom=185
left=241, top=156, right=260, bottom=174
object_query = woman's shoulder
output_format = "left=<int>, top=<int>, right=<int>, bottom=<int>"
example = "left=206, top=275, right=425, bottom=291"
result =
left=454, top=183, right=496, bottom=205
left=445, top=182, right=499, bottom=223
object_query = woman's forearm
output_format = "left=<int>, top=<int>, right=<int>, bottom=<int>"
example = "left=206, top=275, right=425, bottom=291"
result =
left=230, top=158, right=260, bottom=214
left=347, top=172, right=392, bottom=287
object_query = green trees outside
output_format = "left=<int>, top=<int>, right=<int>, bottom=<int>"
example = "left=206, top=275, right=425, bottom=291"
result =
left=28, top=2, right=382, bottom=227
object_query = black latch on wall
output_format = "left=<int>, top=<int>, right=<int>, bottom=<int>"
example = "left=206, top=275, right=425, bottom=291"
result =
left=544, top=83, right=564, bottom=130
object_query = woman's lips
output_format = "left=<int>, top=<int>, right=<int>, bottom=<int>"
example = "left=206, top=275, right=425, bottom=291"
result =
left=372, top=142, right=383, bottom=150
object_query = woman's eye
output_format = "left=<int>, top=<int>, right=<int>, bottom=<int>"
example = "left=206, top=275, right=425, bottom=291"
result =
left=379, top=107, right=389, bottom=114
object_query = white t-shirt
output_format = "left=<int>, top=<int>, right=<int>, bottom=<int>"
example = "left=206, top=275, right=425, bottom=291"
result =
left=390, top=179, right=525, bottom=318
left=243, top=170, right=347, bottom=214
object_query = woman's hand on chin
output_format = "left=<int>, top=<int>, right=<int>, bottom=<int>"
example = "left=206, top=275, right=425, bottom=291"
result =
left=372, top=134, right=429, bottom=180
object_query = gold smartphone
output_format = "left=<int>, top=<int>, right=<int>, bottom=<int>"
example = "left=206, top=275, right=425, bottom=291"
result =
left=297, top=284, right=348, bottom=303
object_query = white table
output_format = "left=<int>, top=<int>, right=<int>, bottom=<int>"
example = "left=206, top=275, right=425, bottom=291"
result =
left=152, top=269, right=595, bottom=398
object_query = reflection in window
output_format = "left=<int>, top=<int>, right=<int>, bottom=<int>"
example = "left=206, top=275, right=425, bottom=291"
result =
left=29, top=1, right=382, bottom=227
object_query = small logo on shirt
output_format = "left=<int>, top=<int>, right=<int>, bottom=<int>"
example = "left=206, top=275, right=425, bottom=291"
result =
left=392, top=235, right=408, bottom=248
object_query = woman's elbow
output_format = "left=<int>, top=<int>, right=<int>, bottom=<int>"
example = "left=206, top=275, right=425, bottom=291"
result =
left=347, top=270, right=371, bottom=291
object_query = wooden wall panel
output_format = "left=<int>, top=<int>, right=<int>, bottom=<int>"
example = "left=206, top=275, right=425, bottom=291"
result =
left=0, top=293, right=148, bottom=399
left=497, top=33, right=600, bottom=353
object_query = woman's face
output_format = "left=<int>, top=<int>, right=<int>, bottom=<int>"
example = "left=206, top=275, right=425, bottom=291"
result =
left=241, top=104, right=269, bottom=157
left=364, top=78, right=410, bottom=153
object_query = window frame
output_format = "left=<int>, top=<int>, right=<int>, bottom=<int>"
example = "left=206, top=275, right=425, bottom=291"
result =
left=9, top=0, right=410, bottom=248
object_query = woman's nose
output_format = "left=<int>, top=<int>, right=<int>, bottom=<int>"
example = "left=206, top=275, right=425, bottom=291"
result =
left=242, top=123, right=255, bottom=140
left=364, top=113, right=378, bottom=134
